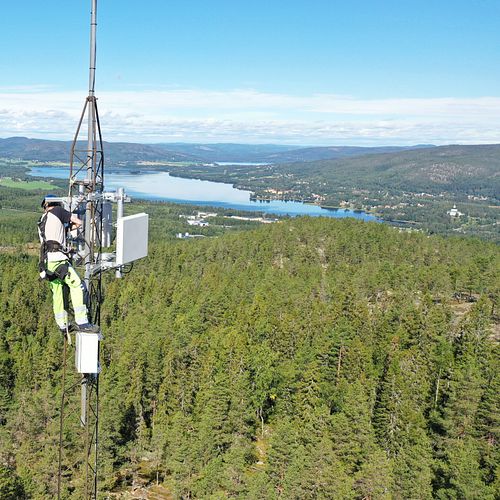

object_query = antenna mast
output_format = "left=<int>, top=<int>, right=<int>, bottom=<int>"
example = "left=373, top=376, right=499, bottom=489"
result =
left=57, top=1, right=148, bottom=497
left=63, top=0, right=103, bottom=497
left=85, top=0, right=100, bottom=287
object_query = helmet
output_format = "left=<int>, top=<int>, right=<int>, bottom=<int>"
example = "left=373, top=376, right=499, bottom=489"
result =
left=41, top=194, right=61, bottom=208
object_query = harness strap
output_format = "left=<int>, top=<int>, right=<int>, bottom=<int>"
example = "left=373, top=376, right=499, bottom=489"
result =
left=38, top=212, right=70, bottom=275
left=46, top=240, right=64, bottom=252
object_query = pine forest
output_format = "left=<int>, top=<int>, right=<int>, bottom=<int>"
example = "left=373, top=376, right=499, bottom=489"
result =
left=0, top=189, right=499, bottom=499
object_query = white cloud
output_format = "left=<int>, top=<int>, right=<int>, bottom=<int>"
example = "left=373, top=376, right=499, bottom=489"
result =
left=1, top=87, right=500, bottom=145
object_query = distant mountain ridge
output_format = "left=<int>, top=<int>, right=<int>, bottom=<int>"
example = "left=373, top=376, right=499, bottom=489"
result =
left=260, top=144, right=435, bottom=163
left=159, top=142, right=301, bottom=162
left=0, top=137, right=197, bottom=163
left=0, top=137, right=434, bottom=164
left=161, top=142, right=435, bottom=162
left=274, top=143, right=500, bottom=199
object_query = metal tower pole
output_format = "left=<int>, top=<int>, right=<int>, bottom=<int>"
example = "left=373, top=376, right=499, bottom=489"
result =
left=115, top=188, right=124, bottom=278
left=83, top=4, right=100, bottom=499
left=85, top=0, right=98, bottom=291
left=64, top=1, right=103, bottom=498
left=60, top=0, right=145, bottom=496
left=69, top=0, right=104, bottom=326
left=88, top=0, right=97, bottom=98
left=81, top=0, right=98, bottom=436
left=59, top=0, right=145, bottom=496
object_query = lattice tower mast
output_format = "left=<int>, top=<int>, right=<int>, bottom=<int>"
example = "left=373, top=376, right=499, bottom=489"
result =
left=65, top=1, right=103, bottom=498
left=58, top=2, right=148, bottom=496
left=69, top=0, right=104, bottom=321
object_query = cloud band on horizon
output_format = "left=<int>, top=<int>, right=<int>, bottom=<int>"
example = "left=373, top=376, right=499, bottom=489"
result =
left=1, top=87, right=499, bottom=145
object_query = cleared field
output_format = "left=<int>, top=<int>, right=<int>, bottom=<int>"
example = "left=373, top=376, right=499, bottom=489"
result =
left=0, top=177, right=55, bottom=190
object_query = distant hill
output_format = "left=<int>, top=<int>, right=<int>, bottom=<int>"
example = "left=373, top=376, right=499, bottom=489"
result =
left=149, top=143, right=500, bottom=201
left=2, top=138, right=497, bottom=198
left=0, top=137, right=433, bottom=165
left=260, top=144, right=435, bottom=163
left=0, top=137, right=198, bottom=164
left=158, top=143, right=434, bottom=163
left=157, top=143, right=302, bottom=162
left=279, top=144, right=500, bottom=197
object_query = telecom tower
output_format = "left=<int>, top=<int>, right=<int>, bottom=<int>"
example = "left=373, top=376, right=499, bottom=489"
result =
left=56, top=1, right=148, bottom=498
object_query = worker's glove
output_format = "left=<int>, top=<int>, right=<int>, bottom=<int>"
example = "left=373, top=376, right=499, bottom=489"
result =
left=38, top=262, right=46, bottom=280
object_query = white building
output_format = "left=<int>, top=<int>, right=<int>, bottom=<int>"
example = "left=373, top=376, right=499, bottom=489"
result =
left=447, top=205, right=463, bottom=217
left=187, top=219, right=209, bottom=227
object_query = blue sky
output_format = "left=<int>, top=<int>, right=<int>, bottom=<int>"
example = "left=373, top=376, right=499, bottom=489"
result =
left=1, top=0, right=500, bottom=145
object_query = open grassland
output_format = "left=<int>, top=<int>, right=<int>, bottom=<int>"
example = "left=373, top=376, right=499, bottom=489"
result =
left=0, top=177, right=56, bottom=190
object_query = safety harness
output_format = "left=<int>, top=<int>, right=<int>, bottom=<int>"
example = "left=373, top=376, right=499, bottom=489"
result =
left=38, top=212, right=71, bottom=281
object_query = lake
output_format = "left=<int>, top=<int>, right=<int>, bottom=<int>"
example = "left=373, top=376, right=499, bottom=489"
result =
left=29, top=167, right=377, bottom=220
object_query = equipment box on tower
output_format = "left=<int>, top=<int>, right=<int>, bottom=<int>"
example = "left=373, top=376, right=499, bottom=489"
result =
left=75, top=331, right=102, bottom=374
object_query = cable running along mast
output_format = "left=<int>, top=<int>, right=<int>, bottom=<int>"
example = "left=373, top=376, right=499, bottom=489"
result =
left=56, top=1, right=148, bottom=498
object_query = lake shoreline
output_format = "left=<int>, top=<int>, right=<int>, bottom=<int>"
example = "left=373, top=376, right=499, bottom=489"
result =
left=28, top=166, right=378, bottom=221
left=156, top=169, right=382, bottom=218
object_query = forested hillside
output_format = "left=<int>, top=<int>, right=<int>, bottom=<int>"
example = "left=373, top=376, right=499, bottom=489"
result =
left=171, top=144, right=500, bottom=198
left=281, top=144, right=500, bottom=197
left=0, top=137, right=197, bottom=164
left=0, top=207, right=498, bottom=498
left=169, top=144, right=500, bottom=241
left=2, top=141, right=499, bottom=240
left=157, top=143, right=430, bottom=163
left=0, top=137, right=429, bottom=164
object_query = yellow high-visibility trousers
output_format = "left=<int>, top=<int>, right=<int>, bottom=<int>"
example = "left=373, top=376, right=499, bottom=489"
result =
left=47, top=260, right=88, bottom=329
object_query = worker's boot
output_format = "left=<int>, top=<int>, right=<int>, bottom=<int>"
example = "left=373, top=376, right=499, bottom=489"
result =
left=76, top=323, right=100, bottom=333
left=59, top=324, right=75, bottom=335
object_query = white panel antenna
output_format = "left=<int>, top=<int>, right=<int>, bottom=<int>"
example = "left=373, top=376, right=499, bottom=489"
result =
left=116, top=213, right=149, bottom=265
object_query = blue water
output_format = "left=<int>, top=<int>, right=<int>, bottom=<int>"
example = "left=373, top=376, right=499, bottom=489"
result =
left=215, top=162, right=271, bottom=166
left=29, top=167, right=377, bottom=220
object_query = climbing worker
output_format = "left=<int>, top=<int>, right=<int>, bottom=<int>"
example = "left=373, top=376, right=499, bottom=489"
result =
left=38, top=194, right=98, bottom=334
